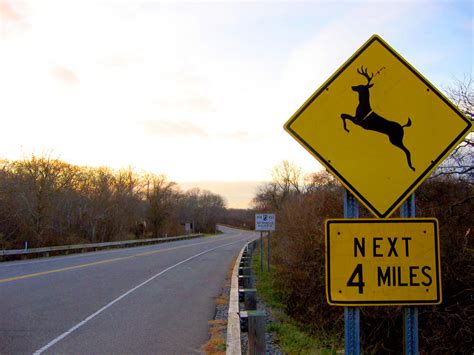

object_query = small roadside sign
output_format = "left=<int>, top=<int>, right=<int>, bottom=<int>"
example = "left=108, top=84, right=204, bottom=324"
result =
left=284, top=34, right=472, bottom=218
left=325, top=218, right=441, bottom=306
left=255, top=214, right=276, bottom=231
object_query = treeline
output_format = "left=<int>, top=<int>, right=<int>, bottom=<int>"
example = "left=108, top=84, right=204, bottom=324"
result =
left=0, top=156, right=226, bottom=249
left=253, top=160, right=473, bottom=353
left=219, top=208, right=255, bottom=230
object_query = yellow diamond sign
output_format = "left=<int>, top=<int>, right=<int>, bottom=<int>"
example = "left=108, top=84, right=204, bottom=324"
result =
left=284, top=34, right=472, bottom=218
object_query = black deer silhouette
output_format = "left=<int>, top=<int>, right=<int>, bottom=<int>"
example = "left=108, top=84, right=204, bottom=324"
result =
left=341, top=66, right=415, bottom=171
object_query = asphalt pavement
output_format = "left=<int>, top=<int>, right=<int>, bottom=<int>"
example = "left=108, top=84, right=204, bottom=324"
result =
left=0, top=226, right=258, bottom=354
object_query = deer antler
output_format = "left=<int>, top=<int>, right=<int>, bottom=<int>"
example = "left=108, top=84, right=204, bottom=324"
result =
left=357, top=66, right=373, bottom=85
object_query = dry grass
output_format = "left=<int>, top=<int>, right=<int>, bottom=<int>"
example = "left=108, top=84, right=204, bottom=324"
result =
left=202, top=320, right=227, bottom=354
left=214, top=295, right=228, bottom=305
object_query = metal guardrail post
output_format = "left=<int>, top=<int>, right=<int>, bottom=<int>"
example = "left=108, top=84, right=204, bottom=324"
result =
left=344, top=189, right=360, bottom=355
left=243, top=310, right=266, bottom=355
left=239, top=288, right=257, bottom=310
left=240, top=256, right=251, bottom=267
left=238, top=267, right=252, bottom=276
left=401, top=194, right=419, bottom=355
left=238, top=275, right=253, bottom=289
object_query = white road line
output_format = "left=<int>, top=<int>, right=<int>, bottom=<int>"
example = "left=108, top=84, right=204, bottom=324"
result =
left=33, top=239, right=245, bottom=355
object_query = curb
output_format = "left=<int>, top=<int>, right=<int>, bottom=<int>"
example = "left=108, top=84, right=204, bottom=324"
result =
left=226, top=240, right=253, bottom=354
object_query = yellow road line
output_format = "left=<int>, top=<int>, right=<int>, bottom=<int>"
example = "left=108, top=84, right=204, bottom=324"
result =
left=0, top=236, right=234, bottom=283
left=0, top=256, right=132, bottom=283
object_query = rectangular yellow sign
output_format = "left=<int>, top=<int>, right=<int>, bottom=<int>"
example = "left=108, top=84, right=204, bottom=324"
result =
left=325, top=219, right=441, bottom=306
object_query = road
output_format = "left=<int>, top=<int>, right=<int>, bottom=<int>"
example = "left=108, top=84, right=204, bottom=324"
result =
left=0, top=226, right=257, bottom=354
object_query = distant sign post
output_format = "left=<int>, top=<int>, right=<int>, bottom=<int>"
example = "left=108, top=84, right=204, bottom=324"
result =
left=326, top=219, right=441, bottom=305
left=255, top=214, right=275, bottom=272
left=284, top=34, right=472, bottom=218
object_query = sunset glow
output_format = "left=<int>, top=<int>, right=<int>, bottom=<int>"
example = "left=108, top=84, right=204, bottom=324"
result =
left=1, top=0, right=472, bottom=207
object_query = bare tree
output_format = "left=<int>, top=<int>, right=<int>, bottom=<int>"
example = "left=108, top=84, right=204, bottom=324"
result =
left=177, top=188, right=226, bottom=233
left=433, top=75, right=474, bottom=181
left=143, top=174, right=177, bottom=237
left=197, top=190, right=226, bottom=233
left=271, top=160, right=303, bottom=195
left=0, top=155, right=227, bottom=248
left=445, top=75, right=473, bottom=120
left=305, top=170, right=341, bottom=194
left=253, top=160, right=304, bottom=211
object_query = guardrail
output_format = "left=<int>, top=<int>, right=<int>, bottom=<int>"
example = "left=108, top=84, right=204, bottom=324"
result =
left=226, top=241, right=247, bottom=354
left=226, top=239, right=261, bottom=355
left=0, top=234, right=204, bottom=261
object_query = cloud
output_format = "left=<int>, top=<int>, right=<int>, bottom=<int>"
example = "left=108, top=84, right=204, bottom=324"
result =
left=0, top=0, right=31, bottom=37
left=0, top=0, right=20, bottom=21
left=154, top=95, right=215, bottom=113
left=1, top=1, right=469, bottom=184
left=140, top=120, right=263, bottom=142
left=141, top=120, right=208, bottom=138
left=221, top=131, right=264, bottom=142
left=99, top=55, right=144, bottom=69
left=49, top=65, right=79, bottom=86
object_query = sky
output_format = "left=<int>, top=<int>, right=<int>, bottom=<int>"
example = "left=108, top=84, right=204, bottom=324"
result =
left=0, top=0, right=472, bottom=208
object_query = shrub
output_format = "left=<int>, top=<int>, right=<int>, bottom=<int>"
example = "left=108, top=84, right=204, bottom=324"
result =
left=268, top=175, right=473, bottom=353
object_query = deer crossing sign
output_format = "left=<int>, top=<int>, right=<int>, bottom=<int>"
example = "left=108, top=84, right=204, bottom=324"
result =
left=284, top=34, right=472, bottom=218
left=325, top=219, right=441, bottom=306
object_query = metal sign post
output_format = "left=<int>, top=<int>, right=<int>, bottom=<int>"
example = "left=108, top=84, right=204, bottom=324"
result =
left=267, top=231, right=271, bottom=272
left=401, top=194, right=418, bottom=355
left=255, top=213, right=276, bottom=273
left=343, top=189, right=360, bottom=355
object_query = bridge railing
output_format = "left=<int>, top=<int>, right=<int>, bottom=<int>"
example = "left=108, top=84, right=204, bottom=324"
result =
left=0, top=234, right=203, bottom=260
